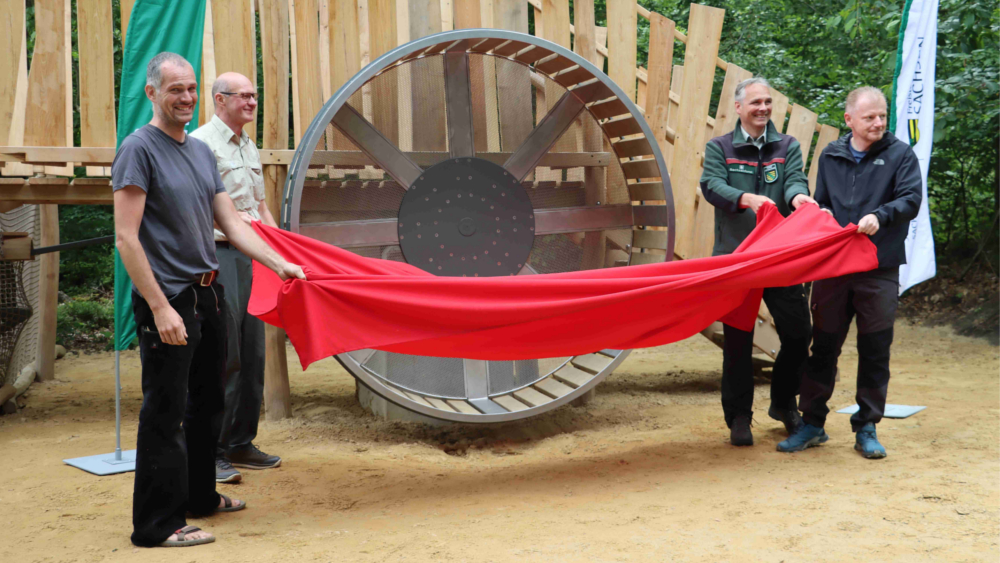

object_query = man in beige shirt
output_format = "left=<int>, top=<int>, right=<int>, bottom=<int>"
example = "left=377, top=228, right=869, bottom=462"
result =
left=191, top=72, right=280, bottom=484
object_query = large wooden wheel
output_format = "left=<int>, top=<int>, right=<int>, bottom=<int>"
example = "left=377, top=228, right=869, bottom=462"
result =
left=282, top=29, right=674, bottom=422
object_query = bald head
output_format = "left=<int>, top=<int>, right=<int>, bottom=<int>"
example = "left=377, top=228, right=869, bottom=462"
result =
left=212, top=72, right=257, bottom=131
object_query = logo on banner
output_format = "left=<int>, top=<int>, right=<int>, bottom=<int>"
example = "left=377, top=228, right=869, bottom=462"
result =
left=763, top=163, right=778, bottom=183
left=908, top=119, right=920, bottom=146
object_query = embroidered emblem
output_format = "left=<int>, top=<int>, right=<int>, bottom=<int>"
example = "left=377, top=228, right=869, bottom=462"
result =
left=764, top=163, right=778, bottom=183
left=873, top=158, right=885, bottom=165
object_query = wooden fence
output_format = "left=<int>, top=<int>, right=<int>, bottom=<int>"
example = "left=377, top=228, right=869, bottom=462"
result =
left=0, top=0, right=839, bottom=418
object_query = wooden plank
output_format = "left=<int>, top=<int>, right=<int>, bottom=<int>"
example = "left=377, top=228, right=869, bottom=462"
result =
left=368, top=0, right=399, bottom=145
left=669, top=4, right=724, bottom=259
left=575, top=0, right=606, bottom=270
left=770, top=89, right=789, bottom=133
left=631, top=229, right=668, bottom=249
left=329, top=0, right=362, bottom=158
left=446, top=399, right=480, bottom=414
left=539, top=0, right=574, bottom=182
left=513, top=386, right=553, bottom=407
left=644, top=13, right=674, bottom=154
left=212, top=0, right=258, bottom=142
left=77, top=0, right=117, bottom=177
left=606, top=0, right=637, bottom=101
left=571, top=353, right=610, bottom=374
left=553, top=364, right=591, bottom=387
left=662, top=64, right=682, bottom=170
left=440, top=0, right=453, bottom=30
left=628, top=181, right=665, bottom=201
left=36, top=204, right=58, bottom=381
left=292, top=0, right=326, bottom=149
left=493, top=394, right=528, bottom=412
left=199, top=0, right=217, bottom=127
left=402, top=391, right=434, bottom=407
left=493, top=0, right=532, bottom=154
left=0, top=180, right=112, bottom=205
left=630, top=251, right=665, bottom=265
left=808, top=124, right=840, bottom=194
left=425, top=396, right=458, bottom=411
left=22, top=0, right=72, bottom=176
left=534, top=377, right=574, bottom=398
left=0, top=0, right=31, bottom=177
left=452, top=0, right=480, bottom=28
left=480, top=0, right=501, bottom=153
left=784, top=104, right=818, bottom=164
left=407, top=0, right=446, bottom=153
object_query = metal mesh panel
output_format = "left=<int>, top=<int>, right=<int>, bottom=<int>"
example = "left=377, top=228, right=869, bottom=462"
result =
left=363, top=351, right=466, bottom=398
left=0, top=205, right=39, bottom=387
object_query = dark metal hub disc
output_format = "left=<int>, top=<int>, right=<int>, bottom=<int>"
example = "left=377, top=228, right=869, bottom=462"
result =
left=398, top=158, right=535, bottom=277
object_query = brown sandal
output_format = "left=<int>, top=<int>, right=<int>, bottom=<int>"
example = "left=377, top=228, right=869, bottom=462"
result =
left=159, top=525, right=216, bottom=547
left=216, top=494, right=246, bottom=513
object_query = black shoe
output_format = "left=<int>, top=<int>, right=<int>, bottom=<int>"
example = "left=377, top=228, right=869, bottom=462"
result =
left=228, top=443, right=282, bottom=470
left=730, top=415, right=754, bottom=446
left=216, top=457, right=242, bottom=483
left=768, top=404, right=804, bottom=435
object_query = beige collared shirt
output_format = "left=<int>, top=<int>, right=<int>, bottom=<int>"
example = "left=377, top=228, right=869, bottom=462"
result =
left=190, top=114, right=265, bottom=241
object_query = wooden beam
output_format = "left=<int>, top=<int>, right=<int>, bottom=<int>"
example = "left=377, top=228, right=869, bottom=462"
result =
left=808, top=124, right=840, bottom=194
left=263, top=163, right=291, bottom=420
left=77, top=0, right=117, bottom=176
left=606, top=0, right=637, bottom=101
left=36, top=204, right=58, bottom=381
left=669, top=4, right=724, bottom=259
left=0, top=178, right=113, bottom=205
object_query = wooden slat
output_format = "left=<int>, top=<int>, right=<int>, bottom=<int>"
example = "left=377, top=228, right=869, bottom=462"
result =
left=479, top=0, right=501, bottom=153
left=77, top=0, right=117, bottom=177
left=200, top=0, right=217, bottom=127
left=535, top=55, right=575, bottom=75
left=631, top=229, right=668, bottom=249
left=613, top=138, right=653, bottom=158
left=493, top=394, right=528, bottom=412
left=574, top=0, right=606, bottom=269
left=571, top=353, right=611, bottom=374
left=534, top=377, right=574, bottom=398
left=212, top=0, right=257, bottom=142
left=662, top=64, right=683, bottom=170
left=368, top=0, right=399, bottom=145
left=0, top=179, right=112, bottom=205
left=621, top=159, right=659, bottom=179
left=446, top=399, right=480, bottom=414
left=23, top=0, right=71, bottom=176
left=784, top=104, right=818, bottom=162
left=628, top=181, right=665, bottom=201
left=603, top=116, right=643, bottom=139
left=408, top=0, right=446, bottom=152
left=120, top=0, right=136, bottom=42
left=292, top=0, right=326, bottom=152
left=589, top=97, right=628, bottom=121
left=0, top=0, right=31, bottom=177
left=453, top=0, right=489, bottom=152
left=669, top=4, right=724, bottom=259
left=606, top=0, right=637, bottom=101
left=808, top=124, right=840, bottom=194
left=425, top=396, right=458, bottom=411
left=513, top=386, right=553, bottom=407
left=644, top=13, right=674, bottom=154
left=403, top=391, right=434, bottom=407
left=493, top=0, right=533, bottom=153
left=770, top=89, right=790, bottom=133
left=553, top=364, right=591, bottom=387
left=632, top=204, right=670, bottom=227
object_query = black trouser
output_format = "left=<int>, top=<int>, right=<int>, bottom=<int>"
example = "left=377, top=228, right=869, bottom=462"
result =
left=721, top=284, right=811, bottom=427
left=799, top=267, right=898, bottom=431
left=215, top=244, right=266, bottom=457
left=130, top=283, right=227, bottom=547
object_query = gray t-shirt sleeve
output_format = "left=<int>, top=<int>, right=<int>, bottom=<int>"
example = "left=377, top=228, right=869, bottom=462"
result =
left=111, top=137, right=152, bottom=193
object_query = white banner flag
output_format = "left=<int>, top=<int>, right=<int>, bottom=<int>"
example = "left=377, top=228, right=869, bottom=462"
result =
left=891, top=0, right=939, bottom=294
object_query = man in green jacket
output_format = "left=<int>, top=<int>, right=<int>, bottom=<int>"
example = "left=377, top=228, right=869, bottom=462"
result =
left=699, top=77, right=817, bottom=446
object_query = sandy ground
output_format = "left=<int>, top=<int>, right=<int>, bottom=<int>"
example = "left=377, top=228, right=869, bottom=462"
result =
left=1, top=320, right=997, bottom=562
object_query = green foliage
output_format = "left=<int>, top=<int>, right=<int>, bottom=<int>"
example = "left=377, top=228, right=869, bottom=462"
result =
left=56, top=296, right=115, bottom=349
left=58, top=206, right=116, bottom=295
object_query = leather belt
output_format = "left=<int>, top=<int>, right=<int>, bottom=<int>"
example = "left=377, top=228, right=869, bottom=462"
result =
left=215, top=240, right=231, bottom=249
left=197, top=271, right=219, bottom=287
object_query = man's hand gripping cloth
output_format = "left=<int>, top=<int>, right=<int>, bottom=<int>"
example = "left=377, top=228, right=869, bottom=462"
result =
left=250, top=203, right=878, bottom=369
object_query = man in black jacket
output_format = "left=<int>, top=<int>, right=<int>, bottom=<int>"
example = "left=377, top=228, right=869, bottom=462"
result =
left=778, top=86, right=922, bottom=459
left=700, top=77, right=817, bottom=446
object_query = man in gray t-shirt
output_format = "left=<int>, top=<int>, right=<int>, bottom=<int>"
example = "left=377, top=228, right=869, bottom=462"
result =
left=113, top=52, right=304, bottom=549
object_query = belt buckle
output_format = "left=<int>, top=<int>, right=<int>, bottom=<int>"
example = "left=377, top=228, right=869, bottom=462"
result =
left=199, top=271, right=216, bottom=287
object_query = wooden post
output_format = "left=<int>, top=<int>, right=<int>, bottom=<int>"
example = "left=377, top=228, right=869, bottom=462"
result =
left=453, top=0, right=490, bottom=153
left=120, top=0, right=136, bottom=42
left=606, top=0, right=637, bottom=102
left=1, top=0, right=32, bottom=177
left=668, top=3, right=724, bottom=259
left=784, top=104, right=819, bottom=162
left=409, top=0, right=447, bottom=151
left=368, top=0, right=399, bottom=145
left=36, top=203, right=59, bottom=381
left=200, top=0, right=217, bottom=127
left=644, top=14, right=674, bottom=154
left=809, top=124, right=840, bottom=194
left=77, top=0, right=117, bottom=177
left=770, top=89, right=790, bottom=133
left=211, top=0, right=258, bottom=142
left=261, top=0, right=293, bottom=420
left=493, top=0, right=532, bottom=152
left=574, top=0, right=606, bottom=270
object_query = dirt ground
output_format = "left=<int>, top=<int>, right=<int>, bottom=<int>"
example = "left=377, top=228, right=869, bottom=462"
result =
left=1, top=320, right=996, bottom=562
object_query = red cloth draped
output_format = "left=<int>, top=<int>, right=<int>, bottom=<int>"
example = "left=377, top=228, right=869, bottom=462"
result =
left=250, top=204, right=877, bottom=369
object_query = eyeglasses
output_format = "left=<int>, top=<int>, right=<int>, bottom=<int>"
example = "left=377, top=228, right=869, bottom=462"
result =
left=221, top=92, right=257, bottom=102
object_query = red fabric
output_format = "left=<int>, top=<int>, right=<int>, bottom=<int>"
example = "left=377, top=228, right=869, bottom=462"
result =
left=250, top=204, right=877, bottom=369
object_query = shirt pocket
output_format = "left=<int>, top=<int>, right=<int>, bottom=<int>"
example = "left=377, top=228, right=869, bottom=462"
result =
left=249, top=165, right=265, bottom=201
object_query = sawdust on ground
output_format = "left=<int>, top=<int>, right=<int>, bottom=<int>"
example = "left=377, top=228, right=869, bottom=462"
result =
left=1, top=321, right=997, bottom=562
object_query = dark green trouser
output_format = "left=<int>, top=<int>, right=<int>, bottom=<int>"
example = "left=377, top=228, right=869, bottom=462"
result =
left=215, top=243, right=266, bottom=456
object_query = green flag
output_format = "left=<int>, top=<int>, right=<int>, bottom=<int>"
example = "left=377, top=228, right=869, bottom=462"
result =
left=114, top=0, right=207, bottom=350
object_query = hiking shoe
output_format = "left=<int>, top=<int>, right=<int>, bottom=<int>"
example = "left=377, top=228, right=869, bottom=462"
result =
left=854, top=423, right=887, bottom=459
left=215, top=457, right=242, bottom=483
left=777, top=423, right=829, bottom=452
left=768, top=404, right=804, bottom=435
left=228, top=444, right=282, bottom=470
left=730, top=415, right=754, bottom=446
